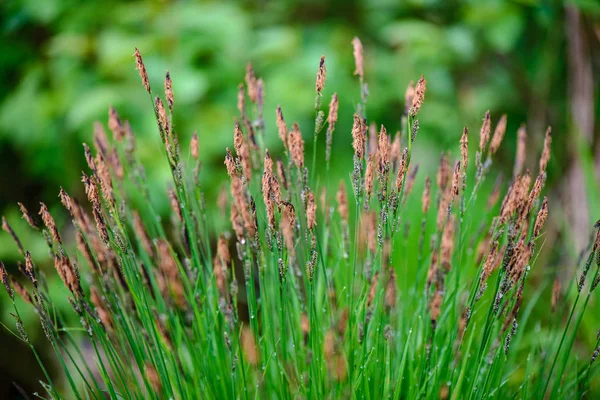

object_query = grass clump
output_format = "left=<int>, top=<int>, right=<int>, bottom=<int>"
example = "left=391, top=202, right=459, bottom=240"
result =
left=1, top=38, right=600, bottom=399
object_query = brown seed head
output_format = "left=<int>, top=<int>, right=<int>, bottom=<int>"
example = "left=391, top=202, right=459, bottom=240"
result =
left=234, top=123, right=252, bottom=180
left=164, top=70, right=174, bottom=110
left=18, top=202, right=38, bottom=230
left=316, top=55, right=326, bottom=94
left=539, top=126, right=552, bottom=174
left=490, top=114, right=507, bottom=154
left=190, top=131, right=199, bottom=160
left=404, top=164, right=419, bottom=198
left=24, top=251, right=37, bottom=286
left=422, top=177, right=431, bottom=213
left=154, top=96, right=169, bottom=135
left=83, top=143, right=96, bottom=173
left=551, top=278, right=560, bottom=312
left=410, top=75, right=426, bottom=116
left=276, top=105, right=287, bottom=149
left=2, top=216, right=24, bottom=255
left=395, top=148, right=408, bottom=191
left=532, top=197, right=548, bottom=239
left=429, top=291, right=443, bottom=324
left=365, top=154, right=375, bottom=202
left=95, top=153, right=114, bottom=205
left=385, top=270, right=397, bottom=310
left=327, top=93, right=339, bottom=132
left=277, top=157, right=288, bottom=190
left=281, top=202, right=296, bottom=253
left=460, top=127, right=468, bottom=170
left=230, top=203, right=244, bottom=239
left=168, top=189, right=182, bottom=222
left=39, top=203, right=62, bottom=244
left=133, top=48, right=150, bottom=93
left=404, top=81, right=415, bottom=115
left=336, top=181, right=349, bottom=223
left=306, top=191, right=317, bottom=230
left=451, top=161, right=461, bottom=198
left=241, top=326, right=259, bottom=366
left=10, top=277, right=32, bottom=304
left=54, top=254, right=81, bottom=295
left=514, top=124, right=527, bottom=178
left=245, top=63, right=258, bottom=103
left=289, top=123, right=305, bottom=168
left=441, top=216, right=455, bottom=269
left=93, top=122, right=109, bottom=157
left=352, top=37, right=364, bottom=79
left=145, top=363, right=162, bottom=394
left=481, top=240, right=499, bottom=283
left=437, top=152, right=450, bottom=191
left=479, top=110, right=491, bottom=152
left=224, top=148, right=237, bottom=178
left=367, top=272, right=379, bottom=306
left=351, top=114, right=366, bottom=159
left=378, top=125, right=390, bottom=174
left=90, top=287, right=112, bottom=330
left=108, top=106, right=124, bottom=142
left=237, top=84, right=246, bottom=117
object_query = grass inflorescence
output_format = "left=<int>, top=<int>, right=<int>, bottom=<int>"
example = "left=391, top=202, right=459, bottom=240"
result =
left=1, top=38, right=599, bottom=399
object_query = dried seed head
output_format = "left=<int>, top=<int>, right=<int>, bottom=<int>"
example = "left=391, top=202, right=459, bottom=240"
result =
left=245, top=63, right=258, bottom=104
left=337, top=181, right=349, bottom=223
left=327, top=93, right=339, bottom=131
left=514, top=124, right=527, bottom=178
left=164, top=70, right=174, bottom=110
left=532, top=197, right=548, bottom=239
left=234, top=123, right=252, bottom=180
left=351, top=114, right=366, bottom=159
left=241, top=326, right=259, bottom=366
left=441, top=216, right=455, bottom=269
left=133, top=48, right=150, bottom=93
left=133, top=211, right=154, bottom=257
left=24, top=251, right=37, bottom=287
left=404, top=81, right=415, bottom=115
left=18, top=202, right=38, bottom=230
left=429, top=291, right=443, bottom=324
left=263, top=151, right=276, bottom=229
left=95, top=153, right=114, bottom=205
left=352, top=37, right=364, bottom=79
left=276, top=157, right=288, bottom=191
left=108, top=106, right=124, bottom=142
left=154, top=96, right=169, bottom=135
left=54, top=254, right=81, bottom=295
left=378, top=125, right=390, bottom=174
left=539, top=126, right=552, bottom=174
left=316, top=55, right=326, bottom=94
left=145, top=363, right=162, bottom=394
left=551, top=278, right=560, bottom=312
left=90, top=287, right=111, bottom=330
left=368, top=272, right=379, bottom=306
left=437, top=152, right=450, bottom=191
left=276, top=105, right=287, bottom=149
left=306, top=191, right=317, bottom=230
left=224, top=148, right=237, bottom=178
left=93, top=122, right=109, bottom=156
left=479, top=110, right=491, bottom=152
left=230, top=202, right=244, bottom=239
left=490, top=114, right=507, bottom=154
left=385, top=270, right=397, bottom=310
left=451, top=161, right=461, bottom=198
left=231, top=177, right=255, bottom=237
left=487, top=174, right=503, bottom=209
left=2, top=217, right=24, bottom=255
left=395, top=148, right=408, bottom=190
left=83, top=143, right=96, bottom=173
left=481, top=240, right=499, bottom=283
left=213, top=234, right=230, bottom=296
left=10, top=277, right=32, bottom=304
left=168, top=189, right=182, bottom=222
left=39, top=203, right=62, bottom=244
left=422, top=177, right=431, bottom=214
left=365, top=155, right=375, bottom=203
left=0, top=262, right=12, bottom=298
left=404, top=165, right=419, bottom=198
left=289, top=123, right=305, bottom=168
left=190, top=131, right=199, bottom=160
left=410, top=75, right=426, bottom=116
left=460, top=127, right=468, bottom=170
left=281, top=202, right=296, bottom=254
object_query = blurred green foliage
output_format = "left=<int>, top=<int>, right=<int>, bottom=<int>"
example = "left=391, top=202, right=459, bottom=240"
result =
left=0, top=0, right=599, bottom=397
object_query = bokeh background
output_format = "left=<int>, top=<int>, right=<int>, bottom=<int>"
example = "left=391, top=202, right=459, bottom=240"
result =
left=0, top=0, right=599, bottom=397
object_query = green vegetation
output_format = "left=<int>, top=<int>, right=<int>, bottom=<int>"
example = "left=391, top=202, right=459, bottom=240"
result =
left=1, top=41, right=599, bottom=399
